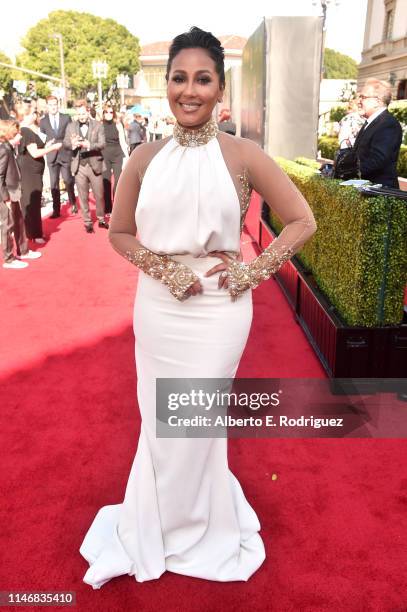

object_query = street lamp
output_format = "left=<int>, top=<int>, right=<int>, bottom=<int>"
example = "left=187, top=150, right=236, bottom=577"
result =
left=92, top=60, right=108, bottom=111
left=51, top=33, right=66, bottom=108
left=389, top=72, right=396, bottom=87
left=312, top=0, right=340, bottom=29
left=312, top=0, right=341, bottom=80
left=116, top=73, right=130, bottom=107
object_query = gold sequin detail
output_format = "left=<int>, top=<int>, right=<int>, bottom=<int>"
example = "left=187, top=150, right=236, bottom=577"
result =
left=237, top=170, right=252, bottom=234
left=227, top=244, right=294, bottom=299
left=173, top=118, right=219, bottom=147
left=125, top=248, right=198, bottom=301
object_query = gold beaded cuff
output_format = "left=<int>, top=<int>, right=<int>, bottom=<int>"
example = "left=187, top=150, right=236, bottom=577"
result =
left=125, top=248, right=199, bottom=301
left=227, top=244, right=294, bottom=299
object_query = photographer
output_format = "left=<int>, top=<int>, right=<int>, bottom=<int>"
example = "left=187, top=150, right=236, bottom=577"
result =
left=63, top=100, right=108, bottom=233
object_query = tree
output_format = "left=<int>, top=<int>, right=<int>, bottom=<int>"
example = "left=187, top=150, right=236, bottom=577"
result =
left=329, top=105, right=347, bottom=123
left=0, top=50, right=13, bottom=90
left=389, top=101, right=407, bottom=145
left=323, top=48, right=358, bottom=79
left=17, top=11, right=140, bottom=98
left=389, top=101, right=407, bottom=127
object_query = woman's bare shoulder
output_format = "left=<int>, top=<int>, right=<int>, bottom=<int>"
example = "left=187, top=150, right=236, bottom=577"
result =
left=126, top=136, right=172, bottom=173
left=217, top=131, right=265, bottom=171
left=217, top=131, right=260, bottom=153
left=133, top=136, right=171, bottom=157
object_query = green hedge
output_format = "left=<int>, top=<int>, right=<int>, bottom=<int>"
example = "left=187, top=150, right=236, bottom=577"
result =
left=317, top=138, right=407, bottom=178
left=294, top=157, right=321, bottom=170
left=270, top=157, right=407, bottom=327
left=398, top=146, right=407, bottom=178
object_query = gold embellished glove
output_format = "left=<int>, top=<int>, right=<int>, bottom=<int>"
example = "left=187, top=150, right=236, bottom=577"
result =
left=227, top=243, right=294, bottom=299
left=125, top=248, right=199, bottom=301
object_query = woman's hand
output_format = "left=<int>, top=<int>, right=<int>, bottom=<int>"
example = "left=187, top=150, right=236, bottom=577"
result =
left=182, top=278, right=203, bottom=299
left=204, top=250, right=243, bottom=290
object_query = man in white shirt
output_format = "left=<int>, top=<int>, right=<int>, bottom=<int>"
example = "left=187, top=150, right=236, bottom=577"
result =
left=39, top=96, right=76, bottom=217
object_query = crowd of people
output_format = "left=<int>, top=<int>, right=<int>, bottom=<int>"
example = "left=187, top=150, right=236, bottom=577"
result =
left=0, top=93, right=238, bottom=270
left=1, top=75, right=402, bottom=271
left=0, top=96, right=163, bottom=268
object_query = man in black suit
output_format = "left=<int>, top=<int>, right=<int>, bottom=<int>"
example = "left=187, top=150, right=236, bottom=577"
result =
left=355, top=78, right=402, bottom=188
left=39, top=95, right=77, bottom=217
left=63, top=100, right=108, bottom=233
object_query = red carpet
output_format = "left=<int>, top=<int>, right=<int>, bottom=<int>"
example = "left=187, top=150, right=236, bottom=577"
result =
left=1, top=202, right=406, bottom=612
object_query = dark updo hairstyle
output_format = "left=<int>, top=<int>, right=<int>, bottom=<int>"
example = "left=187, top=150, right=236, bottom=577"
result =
left=166, top=26, right=225, bottom=89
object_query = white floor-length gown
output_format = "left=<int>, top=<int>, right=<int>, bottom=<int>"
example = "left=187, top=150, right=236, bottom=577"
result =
left=79, top=126, right=266, bottom=587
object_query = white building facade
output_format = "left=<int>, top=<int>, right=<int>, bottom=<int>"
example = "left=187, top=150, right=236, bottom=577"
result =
left=359, top=0, right=407, bottom=99
left=128, top=36, right=247, bottom=118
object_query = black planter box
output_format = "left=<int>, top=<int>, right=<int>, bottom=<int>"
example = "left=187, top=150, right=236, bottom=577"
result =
left=258, top=207, right=407, bottom=382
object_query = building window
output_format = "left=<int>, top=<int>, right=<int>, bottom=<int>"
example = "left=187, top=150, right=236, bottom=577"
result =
left=143, top=67, right=166, bottom=95
left=397, top=80, right=407, bottom=100
left=382, top=8, right=394, bottom=40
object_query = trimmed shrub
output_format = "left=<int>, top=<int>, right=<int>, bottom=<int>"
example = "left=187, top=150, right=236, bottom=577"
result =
left=398, top=146, right=407, bottom=178
left=269, top=158, right=407, bottom=327
left=294, top=157, right=321, bottom=170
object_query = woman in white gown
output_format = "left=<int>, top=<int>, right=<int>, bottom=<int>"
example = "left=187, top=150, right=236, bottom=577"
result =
left=79, top=27, right=317, bottom=588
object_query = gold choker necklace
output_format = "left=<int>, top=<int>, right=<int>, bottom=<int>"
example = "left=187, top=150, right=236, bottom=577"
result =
left=173, top=117, right=218, bottom=147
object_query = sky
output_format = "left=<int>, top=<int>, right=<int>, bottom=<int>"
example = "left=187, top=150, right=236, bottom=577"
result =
left=1, top=0, right=368, bottom=62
